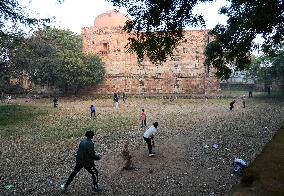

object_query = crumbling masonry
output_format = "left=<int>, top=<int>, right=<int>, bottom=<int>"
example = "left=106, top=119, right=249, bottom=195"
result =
left=82, top=10, right=220, bottom=95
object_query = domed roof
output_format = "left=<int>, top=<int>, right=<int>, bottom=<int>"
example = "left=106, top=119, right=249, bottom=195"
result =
left=94, top=9, right=130, bottom=28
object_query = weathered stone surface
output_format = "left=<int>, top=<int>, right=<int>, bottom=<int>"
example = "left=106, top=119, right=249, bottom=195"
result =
left=82, top=10, right=220, bottom=95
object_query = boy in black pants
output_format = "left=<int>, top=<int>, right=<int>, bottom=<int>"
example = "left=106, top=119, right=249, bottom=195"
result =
left=143, top=122, right=159, bottom=157
left=61, top=131, right=102, bottom=192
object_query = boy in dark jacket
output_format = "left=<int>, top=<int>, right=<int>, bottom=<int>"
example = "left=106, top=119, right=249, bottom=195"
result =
left=61, top=131, right=101, bottom=192
left=230, top=100, right=236, bottom=110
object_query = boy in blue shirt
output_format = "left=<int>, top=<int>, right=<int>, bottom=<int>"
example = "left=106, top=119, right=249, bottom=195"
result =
left=90, top=105, right=96, bottom=118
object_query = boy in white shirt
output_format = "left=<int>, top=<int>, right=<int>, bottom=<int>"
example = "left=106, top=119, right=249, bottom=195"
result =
left=7, top=94, right=12, bottom=104
left=233, top=158, right=247, bottom=174
left=143, top=122, right=159, bottom=157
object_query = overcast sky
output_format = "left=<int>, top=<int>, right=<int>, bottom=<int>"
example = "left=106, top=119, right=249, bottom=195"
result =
left=19, top=0, right=229, bottom=34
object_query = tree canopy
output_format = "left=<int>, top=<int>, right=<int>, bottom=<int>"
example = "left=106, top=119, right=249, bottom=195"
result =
left=108, top=0, right=284, bottom=79
left=0, top=0, right=63, bottom=37
left=0, top=0, right=46, bottom=92
left=6, top=28, right=105, bottom=94
left=246, top=48, right=284, bottom=86
left=205, top=0, right=284, bottom=79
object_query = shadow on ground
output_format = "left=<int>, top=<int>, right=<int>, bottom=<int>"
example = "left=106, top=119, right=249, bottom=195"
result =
left=228, top=125, right=284, bottom=196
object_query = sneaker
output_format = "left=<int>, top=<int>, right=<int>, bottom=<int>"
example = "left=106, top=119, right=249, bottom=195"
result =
left=149, top=153, right=155, bottom=157
left=60, top=184, right=67, bottom=191
left=93, top=187, right=102, bottom=193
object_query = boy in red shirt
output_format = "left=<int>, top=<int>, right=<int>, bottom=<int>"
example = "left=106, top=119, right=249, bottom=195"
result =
left=140, top=109, right=147, bottom=128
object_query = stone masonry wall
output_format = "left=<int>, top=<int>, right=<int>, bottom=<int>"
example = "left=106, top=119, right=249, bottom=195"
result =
left=82, top=25, right=220, bottom=95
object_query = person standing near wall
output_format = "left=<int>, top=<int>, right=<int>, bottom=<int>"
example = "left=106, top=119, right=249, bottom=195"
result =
left=122, top=92, right=126, bottom=104
left=53, top=97, right=59, bottom=107
left=241, top=95, right=246, bottom=108
left=7, top=94, right=12, bottom=104
left=113, top=93, right=119, bottom=108
left=248, top=85, right=253, bottom=97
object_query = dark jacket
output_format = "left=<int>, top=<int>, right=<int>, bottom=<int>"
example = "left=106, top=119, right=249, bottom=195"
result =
left=76, top=138, right=100, bottom=167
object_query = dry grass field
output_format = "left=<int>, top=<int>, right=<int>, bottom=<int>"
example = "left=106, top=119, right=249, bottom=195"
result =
left=0, top=95, right=283, bottom=195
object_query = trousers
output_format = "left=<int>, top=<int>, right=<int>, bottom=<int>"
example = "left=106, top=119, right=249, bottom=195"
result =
left=143, top=137, right=153, bottom=154
left=65, top=163, right=98, bottom=188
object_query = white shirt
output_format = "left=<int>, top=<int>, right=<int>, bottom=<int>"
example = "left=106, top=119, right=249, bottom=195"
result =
left=143, top=126, right=157, bottom=138
left=234, top=158, right=247, bottom=166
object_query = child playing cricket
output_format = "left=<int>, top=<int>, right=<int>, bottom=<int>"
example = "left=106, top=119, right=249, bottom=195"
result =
left=140, top=109, right=147, bottom=128
left=90, top=104, right=96, bottom=118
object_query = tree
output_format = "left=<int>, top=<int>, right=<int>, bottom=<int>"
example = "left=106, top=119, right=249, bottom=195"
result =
left=10, top=28, right=105, bottom=94
left=0, top=0, right=63, bottom=93
left=205, top=0, right=284, bottom=79
left=1, top=0, right=55, bottom=37
left=0, top=0, right=63, bottom=37
left=108, top=0, right=284, bottom=79
left=246, top=47, right=284, bottom=88
left=0, top=32, right=27, bottom=93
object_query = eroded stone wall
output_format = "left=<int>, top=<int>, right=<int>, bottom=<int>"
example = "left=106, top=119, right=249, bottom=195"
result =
left=82, top=25, right=220, bottom=95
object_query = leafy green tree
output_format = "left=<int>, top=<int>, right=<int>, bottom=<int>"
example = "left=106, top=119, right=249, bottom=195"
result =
left=246, top=48, right=284, bottom=88
left=10, top=28, right=105, bottom=94
left=108, top=0, right=284, bottom=79
left=205, top=0, right=284, bottom=79
left=0, top=32, right=27, bottom=93
left=0, top=0, right=63, bottom=93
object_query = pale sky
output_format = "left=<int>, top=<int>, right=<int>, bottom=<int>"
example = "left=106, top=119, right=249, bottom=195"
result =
left=19, top=0, right=229, bottom=34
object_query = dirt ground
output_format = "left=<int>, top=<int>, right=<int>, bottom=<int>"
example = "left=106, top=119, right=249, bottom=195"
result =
left=0, top=97, right=284, bottom=195
left=228, top=125, right=284, bottom=196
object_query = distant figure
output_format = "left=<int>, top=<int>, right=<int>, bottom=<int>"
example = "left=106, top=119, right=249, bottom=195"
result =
left=122, top=92, right=126, bottom=104
left=61, top=131, right=102, bottom=193
left=143, top=122, right=159, bottom=157
left=7, top=94, right=12, bottom=104
left=121, top=140, right=132, bottom=170
left=267, top=86, right=271, bottom=95
left=248, top=86, right=253, bottom=97
left=241, top=95, right=246, bottom=108
left=140, top=109, right=147, bottom=128
left=90, top=105, right=96, bottom=118
left=114, top=93, right=119, bottom=108
left=53, top=97, right=58, bottom=107
left=232, top=158, right=247, bottom=174
left=230, top=100, right=236, bottom=110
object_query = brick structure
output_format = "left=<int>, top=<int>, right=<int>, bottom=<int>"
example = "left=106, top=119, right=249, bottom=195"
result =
left=82, top=10, right=220, bottom=95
